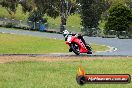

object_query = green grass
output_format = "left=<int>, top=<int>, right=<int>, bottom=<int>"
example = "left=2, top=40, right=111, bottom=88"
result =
left=0, top=33, right=68, bottom=54
left=0, top=6, right=10, bottom=18
left=0, top=33, right=109, bottom=54
left=15, top=5, right=29, bottom=21
left=0, top=58, right=132, bottom=88
left=0, top=5, right=29, bottom=21
left=91, top=44, right=109, bottom=52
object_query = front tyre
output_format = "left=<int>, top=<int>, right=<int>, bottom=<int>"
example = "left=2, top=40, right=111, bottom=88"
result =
left=70, top=43, right=80, bottom=55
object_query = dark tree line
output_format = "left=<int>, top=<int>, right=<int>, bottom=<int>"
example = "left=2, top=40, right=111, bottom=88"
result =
left=0, top=0, right=132, bottom=34
left=79, top=0, right=111, bottom=36
left=105, top=4, right=132, bottom=34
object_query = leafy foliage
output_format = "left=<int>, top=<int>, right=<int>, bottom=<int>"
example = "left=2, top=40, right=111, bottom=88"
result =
left=19, top=0, right=33, bottom=13
left=80, top=0, right=111, bottom=29
left=105, top=4, right=132, bottom=33
left=79, top=0, right=111, bottom=36
left=0, top=0, right=19, bottom=18
left=30, top=0, right=78, bottom=32
left=28, top=10, right=44, bottom=22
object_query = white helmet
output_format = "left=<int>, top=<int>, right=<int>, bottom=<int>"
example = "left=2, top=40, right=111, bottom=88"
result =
left=63, top=30, right=69, bottom=38
left=63, top=30, right=69, bottom=35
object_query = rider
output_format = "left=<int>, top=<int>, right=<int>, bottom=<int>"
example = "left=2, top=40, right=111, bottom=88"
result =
left=63, top=30, right=88, bottom=46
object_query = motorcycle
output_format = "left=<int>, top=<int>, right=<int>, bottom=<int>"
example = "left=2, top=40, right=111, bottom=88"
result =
left=63, top=30, right=92, bottom=55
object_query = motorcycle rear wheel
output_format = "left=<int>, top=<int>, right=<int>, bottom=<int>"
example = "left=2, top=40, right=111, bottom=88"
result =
left=70, top=43, right=80, bottom=55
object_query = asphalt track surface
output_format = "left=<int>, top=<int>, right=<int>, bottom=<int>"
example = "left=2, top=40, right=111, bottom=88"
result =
left=0, top=28, right=132, bottom=56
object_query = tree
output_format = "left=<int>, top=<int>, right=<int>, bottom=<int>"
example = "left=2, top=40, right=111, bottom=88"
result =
left=0, top=0, right=19, bottom=18
left=105, top=4, right=132, bottom=34
left=0, top=0, right=34, bottom=18
left=80, top=0, right=111, bottom=36
left=33, top=0, right=78, bottom=32
left=125, top=0, right=132, bottom=10
left=1, top=0, right=78, bottom=32
left=28, top=10, right=48, bottom=30
left=59, top=0, right=78, bottom=32
left=19, top=0, right=34, bottom=13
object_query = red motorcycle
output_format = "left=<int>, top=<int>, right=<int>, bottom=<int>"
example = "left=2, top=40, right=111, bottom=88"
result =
left=63, top=30, right=92, bottom=55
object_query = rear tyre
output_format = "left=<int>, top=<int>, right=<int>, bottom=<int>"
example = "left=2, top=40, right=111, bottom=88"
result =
left=70, top=43, right=80, bottom=55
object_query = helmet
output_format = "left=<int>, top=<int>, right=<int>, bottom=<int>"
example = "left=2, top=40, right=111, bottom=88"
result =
left=63, top=30, right=69, bottom=35
left=63, top=30, right=69, bottom=38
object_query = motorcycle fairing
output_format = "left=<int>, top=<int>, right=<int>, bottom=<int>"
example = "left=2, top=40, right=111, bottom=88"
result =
left=66, top=36, right=89, bottom=53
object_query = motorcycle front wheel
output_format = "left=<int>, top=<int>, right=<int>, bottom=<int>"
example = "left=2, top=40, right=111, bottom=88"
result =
left=70, top=43, right=80, bottom=55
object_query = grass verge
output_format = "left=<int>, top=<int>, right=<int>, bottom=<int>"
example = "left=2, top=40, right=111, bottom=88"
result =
left=0, top=56, right=132, bottom=88
left=0, top=33, right=109, bottom=54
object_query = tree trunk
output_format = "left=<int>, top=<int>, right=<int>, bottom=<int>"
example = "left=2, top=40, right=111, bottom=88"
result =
left=60, top=15, right=67, bottom=32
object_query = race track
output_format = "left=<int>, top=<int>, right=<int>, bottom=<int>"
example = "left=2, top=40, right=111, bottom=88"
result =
left=0, top=28, right=132, bottom=56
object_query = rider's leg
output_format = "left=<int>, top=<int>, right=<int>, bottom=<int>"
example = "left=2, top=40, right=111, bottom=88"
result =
left=78, top=35, right=87, bottom=45
left=78, top=35, right=92, bottom=53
